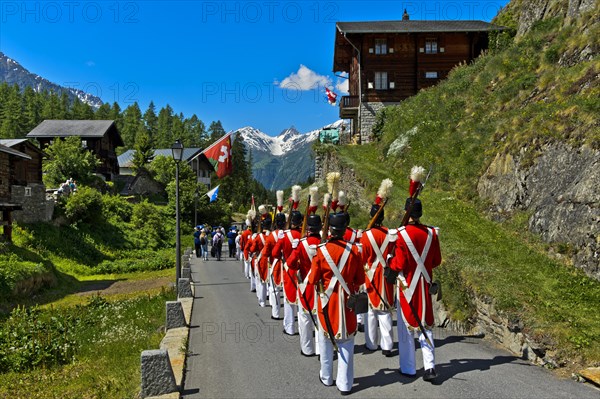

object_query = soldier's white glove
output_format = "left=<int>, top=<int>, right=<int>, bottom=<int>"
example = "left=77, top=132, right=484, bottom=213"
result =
left=356, top=243, right=363, bottom=254
left=308, top=244, right=317, bottom=257
left=278, top=230, right=284, bottom=239
left=386, top=253, right=394, bottom=267
left=291, top=239, right=299, bottom=249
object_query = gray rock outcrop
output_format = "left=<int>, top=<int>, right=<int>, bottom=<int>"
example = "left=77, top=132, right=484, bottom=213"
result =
left=478, top=143, right=599, bottom=280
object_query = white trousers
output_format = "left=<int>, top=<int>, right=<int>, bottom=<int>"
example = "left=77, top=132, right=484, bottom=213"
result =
left=283, top=302, right=297, bottom=334
left=397, top=309, right=435, bottom=374
left=318, top=331, right=354, bottom=393
left=298, top=309, right=316, bottom=355
left=365, top=309, right=394, bottom=351
left=269, top=283, right=281, bottom=318
left=256, top=277, right=267, bottom=306
left=245, top=260, right=252, bottom=280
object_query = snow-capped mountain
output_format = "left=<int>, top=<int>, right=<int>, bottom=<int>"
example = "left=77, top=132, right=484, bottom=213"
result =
left=234, top=120, right=345, bottom=190
left=0, top=52, right=103, bottom=108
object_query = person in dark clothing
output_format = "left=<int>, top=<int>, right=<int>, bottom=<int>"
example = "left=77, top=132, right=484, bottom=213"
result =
left=193, top=227, right=202, bottom=258
left=227, top=228, right=238, bottom=258
left=213, top=228, right=224, bottom=261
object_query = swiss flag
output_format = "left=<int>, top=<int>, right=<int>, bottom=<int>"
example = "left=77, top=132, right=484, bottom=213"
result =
left=202, top=134, right=233, bottom=178
left=325, top=87, right=337, bottom=106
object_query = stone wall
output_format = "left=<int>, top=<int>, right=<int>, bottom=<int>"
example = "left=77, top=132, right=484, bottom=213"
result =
left=11, top=183, right=54, bottom=223
left=478, top=144, right=599, bottom=281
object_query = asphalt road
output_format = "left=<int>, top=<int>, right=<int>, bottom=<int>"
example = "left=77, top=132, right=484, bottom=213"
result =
left=182, top=249, right=599, bottom=398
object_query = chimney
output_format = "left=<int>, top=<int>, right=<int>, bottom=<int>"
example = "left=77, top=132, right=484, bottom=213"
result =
left=402, top=9, right=409, bottom=21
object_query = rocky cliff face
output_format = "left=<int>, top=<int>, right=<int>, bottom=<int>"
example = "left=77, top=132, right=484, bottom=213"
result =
left=478, top=144, right=599, bottom=280
left=512, top=0, right=597, bottom=37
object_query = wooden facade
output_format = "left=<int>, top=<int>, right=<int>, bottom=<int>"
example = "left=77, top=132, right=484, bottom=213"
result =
left=333, top=17, right=503, bottom=141
left=0, top=139, right=44, bottom=186
left=0, top=144, right=30, bottom=242
left=27, top=120, right=124, bottom=180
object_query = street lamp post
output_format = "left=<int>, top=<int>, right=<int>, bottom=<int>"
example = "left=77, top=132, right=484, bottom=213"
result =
left=172, top=139, right=184, bottom=295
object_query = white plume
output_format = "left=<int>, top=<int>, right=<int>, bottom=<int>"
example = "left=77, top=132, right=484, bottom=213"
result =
left=326, top=172, right=340, bottom=199
left=323, top=192, right=331, bottom=208
left=248, top=209, right=256, bottom=220
left=309, top=186, right=319, bottom=207
left=245, top=218, right=252, bottom=227
left=291, top=185, right=302, bottom=202
left=410, top=166, right=426, bottom=183
left=276, top=190, right=284, bottom=207
left=258, top=204, right=267, bottom=215
left=338, top=191, right=347, bottom=207
left=377, top=179, right=394, bottom=200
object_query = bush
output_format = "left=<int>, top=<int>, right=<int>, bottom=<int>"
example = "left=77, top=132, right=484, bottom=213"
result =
left=92, top=249, right=173, bottom=274
left=102, top=194, right=133, bottom=223
left=131, top=200, right=169, bottom=250
left=64, top=187, right=103, bottom=224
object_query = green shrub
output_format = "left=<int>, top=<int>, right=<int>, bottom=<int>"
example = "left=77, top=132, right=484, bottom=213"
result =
left=92, top=249, right=173, bottom=274
left=131, top=200, right=169, bottom=250
left=102, top=194, right=133, bottom=222
left=64, top=187, right=103, bottom=224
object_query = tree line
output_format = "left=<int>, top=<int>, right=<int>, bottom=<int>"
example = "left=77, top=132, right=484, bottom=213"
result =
left=0, top=82, right=274, bottom=214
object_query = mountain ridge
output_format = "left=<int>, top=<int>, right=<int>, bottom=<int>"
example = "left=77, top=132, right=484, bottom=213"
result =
left=0, top=52, right=103, bottom=108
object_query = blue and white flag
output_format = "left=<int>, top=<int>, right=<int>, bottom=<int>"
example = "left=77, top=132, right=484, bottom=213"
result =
left=205, top=185, right=220, bottom=203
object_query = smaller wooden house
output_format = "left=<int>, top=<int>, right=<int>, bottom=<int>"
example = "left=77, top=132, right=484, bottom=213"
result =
left=27, top=120, right=124, bottom=180
left=0, top=143, right=30, bottom=242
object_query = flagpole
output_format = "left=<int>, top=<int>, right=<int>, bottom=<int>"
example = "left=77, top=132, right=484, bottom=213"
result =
left=200, top=131, right=233, bottom=155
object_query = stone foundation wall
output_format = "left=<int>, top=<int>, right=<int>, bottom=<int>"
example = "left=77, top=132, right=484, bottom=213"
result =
left=11, top=183, right=54, bottom=223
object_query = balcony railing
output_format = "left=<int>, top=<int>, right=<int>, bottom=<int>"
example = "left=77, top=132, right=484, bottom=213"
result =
left=340, top=96, right=359, bottom=118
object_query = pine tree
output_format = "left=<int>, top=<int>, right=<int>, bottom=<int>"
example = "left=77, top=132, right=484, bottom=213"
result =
left=109, top=102, right=124, bottom=133
left=95, top=103, right=112, bottom=119
left=156, top=104, right=174, bottom=148
left=22, top=86, right=41, bottom=133
left=131, top=127, right=154, bottom=174
left=121, top=102, right=143, bottom=148
left=208, top=120, right=226, bottom=142
left=143, top=101, right=158, bottom=144
left=0, top=84, right=24, bottom=138
left=59, top=91, right=70, bottom=119
left=71, top=98, right=94, bottom=119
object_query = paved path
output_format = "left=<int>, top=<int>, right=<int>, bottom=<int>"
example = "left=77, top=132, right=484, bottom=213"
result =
left=182, top=249, right=599, bottom=398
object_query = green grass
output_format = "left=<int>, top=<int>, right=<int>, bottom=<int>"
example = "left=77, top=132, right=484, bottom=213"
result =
left=0, top=290, right=174, bottom=398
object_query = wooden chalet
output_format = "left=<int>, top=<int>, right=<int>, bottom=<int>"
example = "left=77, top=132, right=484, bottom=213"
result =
left=0, top=144, right=30, bottom=241
left=118, top=148, right=215, bottom=190
left=27, top=120, right=124, bottom=180
left=334, top=11, right=504, bottom=143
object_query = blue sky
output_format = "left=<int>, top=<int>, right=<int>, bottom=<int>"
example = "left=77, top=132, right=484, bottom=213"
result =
left=0, top=0, right=508, bottom=135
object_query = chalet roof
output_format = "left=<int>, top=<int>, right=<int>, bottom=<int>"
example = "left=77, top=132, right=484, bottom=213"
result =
left=118, top=148, right=205, bottom=168
left=337, top=20, right=505, bottom=34
left=0, top=143, right=31, bottom=160
left=27, top=120, right=124, bottom=146
left=0, top=139, right=46, bottom=156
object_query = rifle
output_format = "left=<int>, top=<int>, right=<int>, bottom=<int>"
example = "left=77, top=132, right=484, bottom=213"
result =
left=318, top=281, right=339, bottom=352
left=366, top=198, right=388, bottom=230
left=285, top=197, right=293, bottom=230
left=300, top=195, right=311, bottom=237
left=321, top=203, right=332, bottom=243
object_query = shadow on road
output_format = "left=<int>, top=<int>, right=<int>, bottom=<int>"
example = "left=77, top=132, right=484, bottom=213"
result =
left=353, top=368, right=404, bottom=393
left=432, top=355, right=522, bottom=385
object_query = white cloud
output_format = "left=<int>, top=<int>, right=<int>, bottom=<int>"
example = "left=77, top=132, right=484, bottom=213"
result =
left=277, top=65, right=332, bottom=91
left=85, top=61, right=96, bottom=67
left=336, top=75, right=349, bottom=94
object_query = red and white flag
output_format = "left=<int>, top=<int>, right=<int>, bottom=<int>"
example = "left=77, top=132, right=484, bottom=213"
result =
left=202, top=133, right=233, bottom=178
left=325, top=87, right=337, bottom=106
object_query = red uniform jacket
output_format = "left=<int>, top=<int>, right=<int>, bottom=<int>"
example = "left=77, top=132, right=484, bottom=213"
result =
left=240, top=229, right=252, bottom=260
left=272, top=228, right=302, bottom=304
left=344, top=227, right=362, bottom=243
left=287, top=234, right=321, bottom=312
left=360, top=226, right=395, bottom=310
left=243, top=233, right=257, bottom=261
left=308, top=239, right=365, bottom=339
left=260, top=229, right=282, bottom=286
left=250, top=231, right=269, bottom=283
left=390, top=224, right=441, bottom=329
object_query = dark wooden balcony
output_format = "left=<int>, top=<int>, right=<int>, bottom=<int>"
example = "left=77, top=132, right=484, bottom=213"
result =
left=340, top=96, right=359, bottom=118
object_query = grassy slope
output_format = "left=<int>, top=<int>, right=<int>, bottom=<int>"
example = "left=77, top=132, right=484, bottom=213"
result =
left=334, top=5, right=600, bottom=368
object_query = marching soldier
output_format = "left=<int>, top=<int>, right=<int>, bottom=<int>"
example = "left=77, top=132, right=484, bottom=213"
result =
left=249, top=206, right=271, bottom=307
left=308, top=212, right=364, bottom=395
left=272, top=185, right=303, bottom=335
left=261, top=191, right=286, bottom=320
left=360, top=179, right=396, bottom=356
left=240, top=213, right=253, bottom=279
left=388, top=167, right=441, bottom=382
left=287, top=187, right=321, bottom=356
left=243, top=210, right=258, bottom=293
